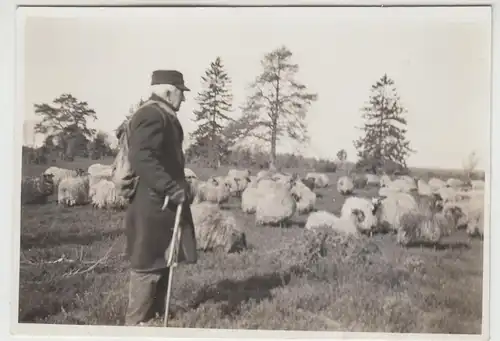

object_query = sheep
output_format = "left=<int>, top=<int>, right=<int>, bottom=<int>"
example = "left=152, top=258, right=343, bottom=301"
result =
left=90, top=179, right=128, bottom=209
left=380, top=175, right=392, bottom=187
left=337, top=176, right=355, bottom=196
left=57, top=175, right=90, bottom=207
left=436, top=187, right=464, bottom=204
left=470, top=180, right=485, bottom=191
left=446, top=178, right=465, bottom=189
left=378, top=186, right=399, bottom=197
left=305, top=172, right=329, bottom=188
left=301, top=177, right=316, bottom=191
left=87, top=163, right=113, bottom=187
left=192, top=177, right=231, bottom=205
left=225, top=174, right=251, bottom=197
left=290, top=179, right=317, bottom=215
left=399, top=175, right=417, bottom=187
left=44, top=166, right=85, bottom=188
left=87, top=163, right=113, bottom=178
left=21, top=173, right=55, bottom=205
left=417, top=179, right=433, bottom=197
left=304, top=210, right=360, bottom=236
left=396, top=210, right=443, bottom=247
left=255, top=181, right=297, bottom=227
left=271, top=172, right=295, bottom=185
left=190, top=202, right=247, bottom=253
left=340, top=196, right=379, bottom=234
left=428, top=177, right=446, bottom=192
left=305, top=210, right=340, bottom=230
left=365, top=174, right=380, bottom=187
left=442, top=194, right=485, bottom=238
left=227, top=169, right=251, bottom=179
left=351, top=173, right=368, bottom=189
left=386, top=178, right=417, bottom=193
left=373, top=192, right=419, bottom=234
left=241, top=184, right=261, bottom=214
left=256, top=170, right=272, bottom=180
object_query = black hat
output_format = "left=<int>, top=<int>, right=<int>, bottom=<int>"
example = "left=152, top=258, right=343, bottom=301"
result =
left=151, top=70, right=190, bottom=91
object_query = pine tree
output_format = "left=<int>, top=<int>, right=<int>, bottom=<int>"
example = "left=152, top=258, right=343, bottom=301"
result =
left=234, top=46, right=318, bottom=170
left=189, top=57, right=233, bottom=168
left=353, top=74, right=415, bottom=174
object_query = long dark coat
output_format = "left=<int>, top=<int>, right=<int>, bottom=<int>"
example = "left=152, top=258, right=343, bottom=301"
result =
left=124, top=94, right=197, bottom=273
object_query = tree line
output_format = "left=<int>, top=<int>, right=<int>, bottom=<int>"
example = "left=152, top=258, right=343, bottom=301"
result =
left=24, top=45, right=415, bottom=176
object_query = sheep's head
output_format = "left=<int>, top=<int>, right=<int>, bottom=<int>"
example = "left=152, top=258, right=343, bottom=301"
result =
left=371, top=196, right=384, bottom=215
left=444, top=205, right=468, bottom=229
left=74, top=168, right=86, bottom=176
left=351, top=208, right=366, bottom=224
left=41, top=173, right=55, bottom=195
left=432, top=193, right=444, bottom=212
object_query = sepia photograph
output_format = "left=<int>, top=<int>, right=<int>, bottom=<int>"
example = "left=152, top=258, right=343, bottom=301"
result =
left=14, top=4, right=491, bottom=337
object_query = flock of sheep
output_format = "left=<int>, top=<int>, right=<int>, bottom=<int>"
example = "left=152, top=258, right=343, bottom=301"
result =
left=20, top=163, right=486, bottom=252
left=184, top=168, right=485, bottom=249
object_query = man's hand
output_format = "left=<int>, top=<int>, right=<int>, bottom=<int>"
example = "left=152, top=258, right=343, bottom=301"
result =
left=169, top=188, right=186, bottom=205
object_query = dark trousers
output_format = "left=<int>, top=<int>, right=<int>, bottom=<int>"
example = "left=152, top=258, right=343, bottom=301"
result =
left=124, top=268, right=170, bottom=326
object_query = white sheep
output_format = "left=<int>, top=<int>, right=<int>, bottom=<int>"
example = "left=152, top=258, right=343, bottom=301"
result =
left=442, top=193, right=485, bottom=238
left=190, top=202, right=247, bottom=253
left=88, top=163, right=113, bottom=187
left=192, top=177, right=231, bottom=205
left=256, top=170, right=272, bottom=180
left=417, top=179, right=433, bottom=197
left=57, top=175, right=90, bottom=207
left=378, top=186, right=399, bottom=197
left=379, top=175, right=392, bottom=187
left=365, top=174, right=380, bottom=187
left=305, top=172, right=329, bottom=188
left=470, top=180, right=485, bottom=191
left=305, top=210, right=360, bottom=236
left=90, top=179, right=128, bottom=209
left=436, top=186, right=464, bottom=204
left=44, top=166, right=85, bottom=187
left=290, top=179, right=317, bottom=215
left=374, top=191, right=419, bottom=234
left=428, top=177, right=446, bottom=192
left=88, top=163, right=113, bottom=178
left=337, top=176, right=354, bottom=195
left=399, top=175, right=417, bottom=187
left=227, top=169, right=251, bottom=179
left=387, top=178, right=417, bottom=193
left=255, top=182, right=297, bottom=227
left=340, top=196, right=379, bottom=234
left=446, top=178, right=465, bottom=189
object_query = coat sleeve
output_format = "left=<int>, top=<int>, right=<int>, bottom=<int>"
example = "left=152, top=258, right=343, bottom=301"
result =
left=128, top=106, right=181, bottom=197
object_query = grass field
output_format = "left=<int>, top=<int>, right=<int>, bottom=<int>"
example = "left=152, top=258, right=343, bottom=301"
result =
left=18, top=157, right=485, bottom=333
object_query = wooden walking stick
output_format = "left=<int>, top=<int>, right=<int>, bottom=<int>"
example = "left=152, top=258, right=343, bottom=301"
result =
left=161, top=196, right=184, bottom=327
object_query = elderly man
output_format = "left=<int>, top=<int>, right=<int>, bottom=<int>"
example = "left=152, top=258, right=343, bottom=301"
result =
left=124, top=70, right=197, bottom=326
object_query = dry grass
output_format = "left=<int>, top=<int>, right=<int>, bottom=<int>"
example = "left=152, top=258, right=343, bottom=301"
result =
left=17, top=158, right=484, bottom=333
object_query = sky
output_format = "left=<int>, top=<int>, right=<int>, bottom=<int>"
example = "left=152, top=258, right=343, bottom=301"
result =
left=21, top=6, right=492, bottom=171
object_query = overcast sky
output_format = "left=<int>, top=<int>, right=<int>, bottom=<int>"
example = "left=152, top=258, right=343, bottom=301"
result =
left=21, top=6, right=491, bottom=170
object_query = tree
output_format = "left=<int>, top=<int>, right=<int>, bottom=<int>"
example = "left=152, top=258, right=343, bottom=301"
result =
left=34, top=93, right=98, bottom=159
left=189, top=57, right=233, bottom=168
left=336, top=149, right=347, bottom=162
left=463, top=150, right=480, bottom=182
left=87, top=131, right=112, bottom=159
left=233, top=46, right=318, bottom=170
left=353, top=74, right=415, bottom=174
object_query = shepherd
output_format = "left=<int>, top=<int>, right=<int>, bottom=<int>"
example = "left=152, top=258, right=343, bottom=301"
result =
left=122, top=70, right=197, bottom=326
